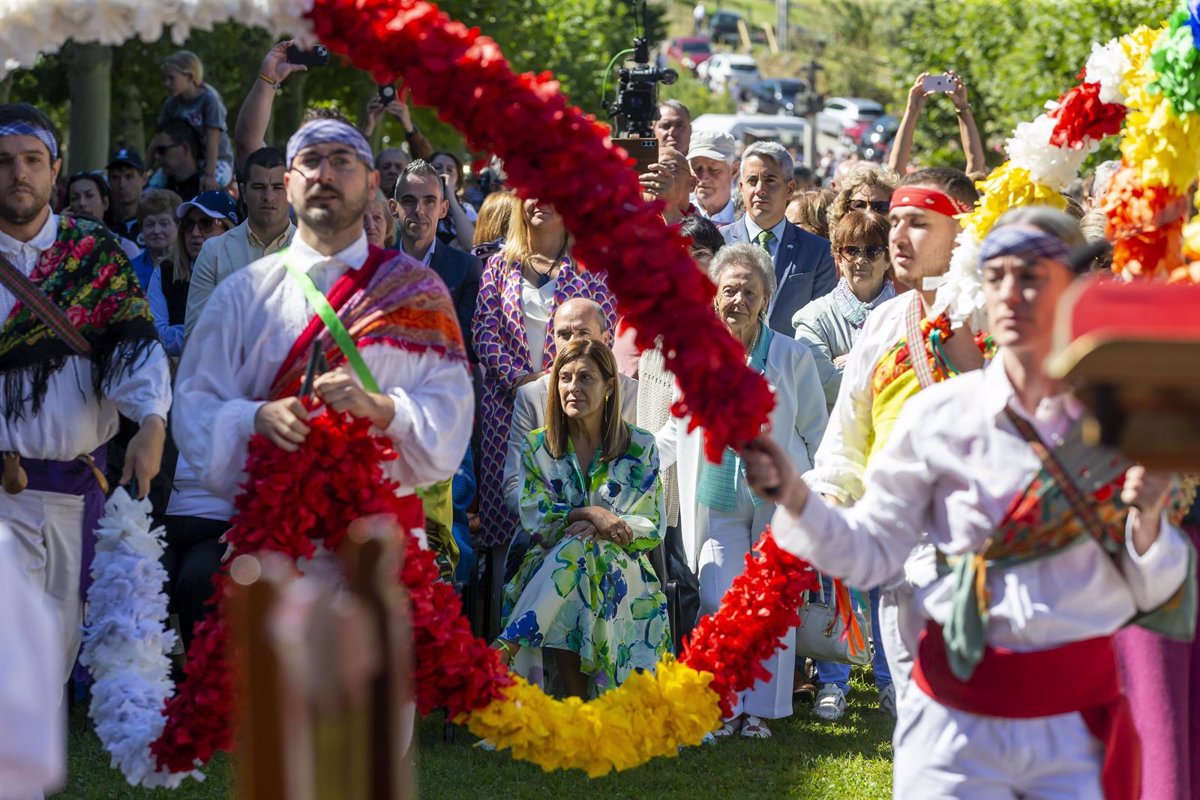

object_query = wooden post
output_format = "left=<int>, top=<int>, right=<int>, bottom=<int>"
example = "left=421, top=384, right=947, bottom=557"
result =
left=63, top=43, right=112, bottom=172
left=229, top=554, right=297, bottom=800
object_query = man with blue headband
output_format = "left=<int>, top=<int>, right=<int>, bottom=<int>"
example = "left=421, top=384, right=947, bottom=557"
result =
left=173, top=111, right=472, bottom=603
left=745, top=206, right=1194, bottom=799
left=0, top=102, right=171, bottom=690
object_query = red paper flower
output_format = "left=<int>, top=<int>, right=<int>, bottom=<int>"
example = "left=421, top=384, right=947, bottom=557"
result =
left=680, top=529, right=818, bottom=717
left=1048, top=82, right=1127, bottom=149
left=305, top=0, right=774, bottom=459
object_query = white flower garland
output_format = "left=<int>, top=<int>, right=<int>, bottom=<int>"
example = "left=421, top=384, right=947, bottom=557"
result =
left=0, top=0, right=315, bottom=77
left=932, top=35, right=1127, bottom=330
left=79, top=489, right=203, bottom=789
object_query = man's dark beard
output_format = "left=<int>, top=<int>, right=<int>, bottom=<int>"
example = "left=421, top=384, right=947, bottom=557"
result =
left=297, top=189, right=370, bottom=237
left=0, top=187, right=51, bottom=227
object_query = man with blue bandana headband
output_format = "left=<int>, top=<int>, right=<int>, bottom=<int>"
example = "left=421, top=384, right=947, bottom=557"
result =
left=0, top=102, right=172, bottom=714
left=173, top=111, right=473, bottom=609
left=744, top=205, right=1194, bottom=799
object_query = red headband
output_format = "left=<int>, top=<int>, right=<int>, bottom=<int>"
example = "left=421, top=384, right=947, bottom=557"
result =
left=889, top=186, right=972, bottom=218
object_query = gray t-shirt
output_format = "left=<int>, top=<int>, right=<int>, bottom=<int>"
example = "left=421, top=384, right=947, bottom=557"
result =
left=158, top=85, right=233, bottom=165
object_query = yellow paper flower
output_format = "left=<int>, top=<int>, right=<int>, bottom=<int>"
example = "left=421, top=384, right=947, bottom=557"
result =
left=459, top=657, right=722, bottom=777
left=963, top=163, right=1067, bottom=242
left=1119, top=24, right=1166, bottom=98
left=1120, top=87, right=1200, bottom=195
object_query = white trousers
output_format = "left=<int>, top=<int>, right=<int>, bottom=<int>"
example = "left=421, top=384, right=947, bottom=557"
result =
left=696, top=484, right=793, bottom=720
left=880, top=543, right=937, bottom=720
left=893, top=689, right=1104, bottom=799
left=0, top=488, right=85, bottom=684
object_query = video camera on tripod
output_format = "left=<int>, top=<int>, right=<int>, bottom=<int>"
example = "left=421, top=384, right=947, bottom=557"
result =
left=603, top=0, right=677, bottom=172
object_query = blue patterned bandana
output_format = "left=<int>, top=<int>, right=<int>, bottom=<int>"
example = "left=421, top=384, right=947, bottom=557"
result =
left=979, top=226, right=1071, bottom=267
left=0, top=121, right=59, bottom=160
left=285, top=119, right=374, bottom=169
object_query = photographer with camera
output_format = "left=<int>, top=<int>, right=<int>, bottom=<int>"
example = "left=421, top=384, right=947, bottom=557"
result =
left=363, top=86, right=435, bottom=194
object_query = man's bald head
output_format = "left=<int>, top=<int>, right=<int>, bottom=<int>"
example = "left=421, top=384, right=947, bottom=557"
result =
left=552, top=298, right=608, bottom=350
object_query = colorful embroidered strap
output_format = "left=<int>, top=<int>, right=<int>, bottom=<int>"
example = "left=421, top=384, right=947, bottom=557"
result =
left=0, top=252, right=93, bottom=357
left=282, top=260, right=380, bottom=394
left=1004, top=407, right=1110, bottom=541
left=903, top=292, right=936, bottom=390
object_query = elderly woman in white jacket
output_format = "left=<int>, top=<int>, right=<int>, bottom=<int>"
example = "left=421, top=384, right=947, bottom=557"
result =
left=657, top=242, right=828, bottom=740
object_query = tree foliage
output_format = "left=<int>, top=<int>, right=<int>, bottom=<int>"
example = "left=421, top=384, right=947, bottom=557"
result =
left=6, top=1, right=664, bottom=160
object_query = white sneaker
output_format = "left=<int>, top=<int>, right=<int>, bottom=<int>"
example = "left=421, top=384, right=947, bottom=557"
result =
left=878, top=683, right=897, bottom=718
left=813, top=685, right=847, bottom=721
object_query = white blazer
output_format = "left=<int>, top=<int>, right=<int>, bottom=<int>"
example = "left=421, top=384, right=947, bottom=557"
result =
left=656, top=334, right=828, bottom=571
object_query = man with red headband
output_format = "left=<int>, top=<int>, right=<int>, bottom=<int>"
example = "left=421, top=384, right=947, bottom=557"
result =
left=802, top=167, right=988, bottom=722
left=174, top=112, right=473, bottom=567
left=746, top=207, right=1192, bottom=798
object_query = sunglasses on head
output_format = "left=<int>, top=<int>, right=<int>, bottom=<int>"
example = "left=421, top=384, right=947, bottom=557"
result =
left=850, top=199, right=891, bottom=215
left=181, top=215, right=220, bottom=233
left=838, top=244, right=888, bottom=261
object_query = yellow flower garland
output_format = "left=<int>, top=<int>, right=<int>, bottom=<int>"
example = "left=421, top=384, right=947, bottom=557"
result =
left=458, top=657, right=722, bottom=777
left=963, top=163, right=1067, bottom=242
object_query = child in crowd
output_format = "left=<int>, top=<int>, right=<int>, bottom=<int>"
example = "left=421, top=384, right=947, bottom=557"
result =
left=156, top=50, right=235, bottom=191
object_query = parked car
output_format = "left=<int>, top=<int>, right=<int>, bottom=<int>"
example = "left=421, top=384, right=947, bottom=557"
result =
left=700, top=53, right=760, bottom=97
left=692, top=112, right=809, bottom=153
left=817, top=97, right=886, bottom=140
left=664, top=37, right=713, bottom=72
left=742, top=78, right=809, bottom=116
left=709, top=10, right=744, bottom=45
left=857, top=114, right=900, bottom=161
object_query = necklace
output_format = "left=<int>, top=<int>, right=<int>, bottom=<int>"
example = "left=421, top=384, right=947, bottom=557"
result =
left=527, top=239, right=568, bottom=288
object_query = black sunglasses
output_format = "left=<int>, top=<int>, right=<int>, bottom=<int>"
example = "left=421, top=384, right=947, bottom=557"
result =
left=181, top=216, right=220, bottom=233
left=850, top=199, right=891, bottom=215
left=838, top=244, right=888, bottom=261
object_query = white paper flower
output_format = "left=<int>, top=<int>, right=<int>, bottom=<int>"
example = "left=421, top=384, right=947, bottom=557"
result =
left=0, top=0, right=315, bottom=78
left=1006, top=114, right=1094, bottom=192
left=1084, top=36, right=1130, bottom=105
left=932, top=231, right=988, bottom=331
left=81, top=488, right=203, bottom=789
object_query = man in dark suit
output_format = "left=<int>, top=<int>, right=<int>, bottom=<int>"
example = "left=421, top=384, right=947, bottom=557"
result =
left=392, top=159, right=482, bottom=360
left=722, top=141, right=837, bottom=334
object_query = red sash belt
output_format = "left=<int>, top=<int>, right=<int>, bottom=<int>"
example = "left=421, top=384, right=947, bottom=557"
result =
left=913, top=622, right=1140, bottom=800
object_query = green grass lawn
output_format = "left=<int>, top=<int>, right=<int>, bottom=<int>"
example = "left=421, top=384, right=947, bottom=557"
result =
left=54, top=676, right=893, bottom=799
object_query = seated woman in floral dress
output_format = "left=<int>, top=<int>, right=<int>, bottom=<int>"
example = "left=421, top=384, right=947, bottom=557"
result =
left=497, top=338, right=669, bottom=698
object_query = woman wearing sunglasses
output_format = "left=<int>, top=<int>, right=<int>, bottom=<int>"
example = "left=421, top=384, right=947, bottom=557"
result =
left=793, top=209, right=897, bottom=411
left=146, top=191, right=238, bottom=357
left=828, top=162, right=899, bottom=231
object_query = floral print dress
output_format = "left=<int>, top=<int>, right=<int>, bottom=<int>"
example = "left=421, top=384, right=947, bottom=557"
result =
left=471, top=254, right=617, bottom=547
left=501, top=425, right=669, bottom=696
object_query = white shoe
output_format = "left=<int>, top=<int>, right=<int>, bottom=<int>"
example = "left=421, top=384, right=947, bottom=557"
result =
left=878, top=683, right=897, bottom=718
left=813, top=685, right=847, bottom=721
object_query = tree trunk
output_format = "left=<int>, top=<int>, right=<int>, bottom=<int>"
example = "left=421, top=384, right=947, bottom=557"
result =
left=273, top=72, right=308, bottom=148
left=64, top=42, right=113, bottom=172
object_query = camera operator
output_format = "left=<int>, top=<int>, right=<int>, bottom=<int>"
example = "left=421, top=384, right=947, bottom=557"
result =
left=654, top=99, right=692, bottom=156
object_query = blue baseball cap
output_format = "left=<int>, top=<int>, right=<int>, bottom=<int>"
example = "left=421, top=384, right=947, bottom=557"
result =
left=176, top=190, right=239, bottom=226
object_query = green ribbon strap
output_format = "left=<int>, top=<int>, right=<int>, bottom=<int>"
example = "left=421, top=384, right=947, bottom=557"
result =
left=283, top=259, right=380, bottom=394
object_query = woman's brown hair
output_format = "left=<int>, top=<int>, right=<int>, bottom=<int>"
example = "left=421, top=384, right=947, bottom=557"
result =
left=473, top=190, right=515, bottom=247
left=544, top=338, right=629, bottom=462
left=830, top=208, right=890, bottom=253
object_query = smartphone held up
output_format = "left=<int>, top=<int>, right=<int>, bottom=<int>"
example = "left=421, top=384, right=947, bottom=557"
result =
left=922, top=74, right=956, bottom=94
left=286, top=44, right=330, bottom=67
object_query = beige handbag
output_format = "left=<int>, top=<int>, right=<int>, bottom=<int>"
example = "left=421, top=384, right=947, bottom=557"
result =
left=795, top=579, right=871, bottom=666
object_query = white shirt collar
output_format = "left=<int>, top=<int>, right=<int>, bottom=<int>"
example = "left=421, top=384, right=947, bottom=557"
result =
left=984, top=354, right=1085, bottom=426
left=691, top=195, right=735, bottom=225
left=0, top=211, right=58, bottom=269
left=744, top=213, right=788, bottom=247
left=288, top=229, right=370, bottom=274
left=421, top=234, right=437, bottom=267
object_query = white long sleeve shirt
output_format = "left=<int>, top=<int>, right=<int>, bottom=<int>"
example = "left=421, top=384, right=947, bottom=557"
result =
left=772, top=355, right=1190, bottom=652
left=173, top=231, right=473, bottom=501
left=0, top=213, right=171, bottom=460
left=803, top=292, right=911, bottom=504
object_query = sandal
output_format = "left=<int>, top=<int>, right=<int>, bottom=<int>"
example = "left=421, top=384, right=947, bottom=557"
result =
left=711, top=714, right=744, bottom=739
left=740, top=715, right=771, bottom=739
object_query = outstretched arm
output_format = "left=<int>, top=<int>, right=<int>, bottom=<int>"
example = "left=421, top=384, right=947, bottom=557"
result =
left=888, top=72, right=928, bottom=174
left=234, top=40, right=307, bottom=171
